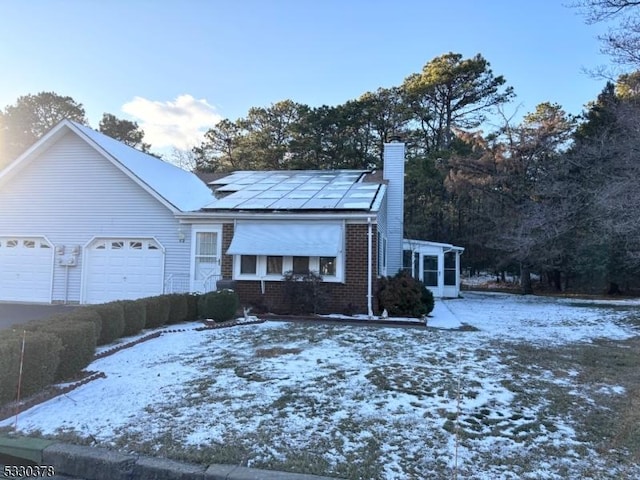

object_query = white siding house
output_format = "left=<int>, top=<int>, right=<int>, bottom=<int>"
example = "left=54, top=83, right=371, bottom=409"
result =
left=0, top=120, right=214, bottom=304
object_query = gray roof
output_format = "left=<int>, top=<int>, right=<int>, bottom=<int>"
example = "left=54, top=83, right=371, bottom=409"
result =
left=204, top=170, right=385, bottom=211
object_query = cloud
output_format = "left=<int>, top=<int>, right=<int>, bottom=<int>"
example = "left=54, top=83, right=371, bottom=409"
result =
left=121, top=94, right=222, bottom=150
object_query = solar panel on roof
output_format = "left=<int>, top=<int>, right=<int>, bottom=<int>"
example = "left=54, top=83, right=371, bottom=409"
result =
left=204, top=169, right=380, bottom=211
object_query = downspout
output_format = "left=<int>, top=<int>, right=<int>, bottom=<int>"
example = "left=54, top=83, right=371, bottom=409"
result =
left=367, top=217, right=373, bottom=318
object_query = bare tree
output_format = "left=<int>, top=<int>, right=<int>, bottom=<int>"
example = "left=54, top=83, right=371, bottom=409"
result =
left=575, top=0, right=640, bottom=67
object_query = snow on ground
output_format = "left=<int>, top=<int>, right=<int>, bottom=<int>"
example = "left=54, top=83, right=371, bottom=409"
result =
left=2, top=292, right=639, bottom=479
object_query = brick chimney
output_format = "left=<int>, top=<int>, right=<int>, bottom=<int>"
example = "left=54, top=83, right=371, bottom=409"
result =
left=382, top=138, right=405, bottom=275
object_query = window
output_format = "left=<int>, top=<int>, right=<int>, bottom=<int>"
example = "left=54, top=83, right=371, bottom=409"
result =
left=403, top=250, right=413, bottom=274
left=233, top=255, right=343, bottom=282
left=266, top=256, right=283, bottom=275
left=423, top=255, right=438, bottom=287
left=292, top=256, right=309, bottom=274
left=130, top=241, right=142, bottom=250
left=111, top=241, right=124, bottom=250
left=23, top=240, right=35, bottom=248
left=6, top=240, right=18, bottom=248
left=240, top=255, right=257, bottom=274
left=444, top=251, right=457, bottom=286
left=320, top=257, right=336, bottom=276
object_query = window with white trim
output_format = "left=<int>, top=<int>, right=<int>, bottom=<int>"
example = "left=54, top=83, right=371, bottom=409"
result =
left=240, top=255, right=257, bottom=274
left=233, top=255, right=343, bottom=282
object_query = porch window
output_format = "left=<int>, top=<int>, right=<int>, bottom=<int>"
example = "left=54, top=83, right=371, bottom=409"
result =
left=444, top=251, right=457, bottom=286
left=240, top=255, right=257, bottom=274
left=423, top=255, right=438, bottom=287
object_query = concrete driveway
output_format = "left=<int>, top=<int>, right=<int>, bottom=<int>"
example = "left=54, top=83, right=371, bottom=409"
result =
left=0, top=303, right=79, bottom=331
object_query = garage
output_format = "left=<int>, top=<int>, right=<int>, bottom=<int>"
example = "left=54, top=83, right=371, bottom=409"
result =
left=0, top=237, right=54, bottom=303
left=83, top=238, right=165, bottom=304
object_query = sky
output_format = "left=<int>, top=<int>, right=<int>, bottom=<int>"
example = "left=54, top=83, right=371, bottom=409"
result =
left=0, top=0, right=617, bottom=155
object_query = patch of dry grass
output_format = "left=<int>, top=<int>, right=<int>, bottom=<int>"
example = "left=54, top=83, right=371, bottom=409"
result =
left=254, top=347, right=302, bottom=358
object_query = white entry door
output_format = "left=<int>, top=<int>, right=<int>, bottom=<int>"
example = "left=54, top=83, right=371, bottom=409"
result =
left=0, top=237, right=53, bottom=302
left=192, top=230, right=221, bottom=293
left=84, top=238, right=164, bottom=304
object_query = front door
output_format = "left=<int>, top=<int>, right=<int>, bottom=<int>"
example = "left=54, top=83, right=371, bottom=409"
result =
left=191, top=229, right=221, bottom=293
left=422, top=254, right=441, bottom=297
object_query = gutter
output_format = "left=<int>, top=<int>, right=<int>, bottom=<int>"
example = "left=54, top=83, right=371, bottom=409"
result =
left=175, top=211, right=381, bottom=222
left=367, top=217, right=373, bottom=318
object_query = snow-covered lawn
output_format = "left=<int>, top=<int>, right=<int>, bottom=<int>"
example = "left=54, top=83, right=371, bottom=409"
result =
left=3, top=292, right=640, bottom=479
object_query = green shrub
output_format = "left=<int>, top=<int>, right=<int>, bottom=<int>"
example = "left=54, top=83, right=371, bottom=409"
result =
left=198, top=289, right=239, bottom=322
left=29, top=313, right=98, bottom=381
left=0, top=330, right=62, bottom=405
left=92, top=302, right=125, bottom=345
left=119, top=299, right=147, bottom=336
left=421, top=283, right=435, bottom=316
left=377, top=270, right=430, bottom=318
left=184, top=293, right=200, bottom=321
left=143, top=296, right=170, bottom=329
left=166, top=294, right=189, bottom=324
left=282, top=270, right=328, bottom=314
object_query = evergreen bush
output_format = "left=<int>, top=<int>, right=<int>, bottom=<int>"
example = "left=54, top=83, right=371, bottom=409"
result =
left=0, top=330, right=62, bottom=405
left=198, top=289, right=239, bottom=322
left=120, top=299, right=147, bottom=336
left=29, top=313, right=98, bottom=381
left=92, top=302, right=125, bottom=345
left=143, top=296, right=170, bottom=329
left=184, top=293, right=200, bottom=321
left=282, top=270, right=328, bottom=314
left=166, top=293, right=189, bottom=324
left=377, top=270, right=431, bottom=318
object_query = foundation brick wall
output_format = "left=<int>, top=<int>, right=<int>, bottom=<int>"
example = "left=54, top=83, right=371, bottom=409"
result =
left=220, top=223, right=379, bottom=315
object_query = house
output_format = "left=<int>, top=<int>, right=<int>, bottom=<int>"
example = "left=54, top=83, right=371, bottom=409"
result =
left=0, top=120, right=463, bottom=312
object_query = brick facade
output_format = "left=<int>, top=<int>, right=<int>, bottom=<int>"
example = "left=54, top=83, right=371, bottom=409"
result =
left=221, top=222, right=379, bottom=315
left=221, top=222, right=234, bottom=278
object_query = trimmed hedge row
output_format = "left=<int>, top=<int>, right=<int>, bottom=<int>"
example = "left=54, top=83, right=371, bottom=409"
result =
left=0, top=292, right=202, bottom=407
left=0, top=330, right=62, bottom=404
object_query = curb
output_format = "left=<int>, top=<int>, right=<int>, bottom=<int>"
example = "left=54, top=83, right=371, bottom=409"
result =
left=1, top=437, right=344, bottom=480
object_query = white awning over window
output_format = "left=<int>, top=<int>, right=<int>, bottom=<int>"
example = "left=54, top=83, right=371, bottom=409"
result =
left=227, top=221, right=343, bottom=257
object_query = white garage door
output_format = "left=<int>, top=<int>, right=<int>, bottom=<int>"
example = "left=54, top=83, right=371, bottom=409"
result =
left=0, top=237, right=53, bottom=303
left=84, top=238, right=164, bottom=304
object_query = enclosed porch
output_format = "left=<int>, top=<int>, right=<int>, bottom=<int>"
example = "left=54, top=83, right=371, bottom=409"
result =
left=403, top=239, right=464, bottom=298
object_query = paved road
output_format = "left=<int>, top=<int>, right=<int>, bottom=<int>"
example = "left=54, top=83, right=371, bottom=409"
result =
left=0, top=303, right=79, bottom=331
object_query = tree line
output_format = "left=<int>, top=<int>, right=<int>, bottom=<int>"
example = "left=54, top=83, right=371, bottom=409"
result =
left=1, top=1, right=638, bottom=294
left=0, top=93, right=150, bottom=168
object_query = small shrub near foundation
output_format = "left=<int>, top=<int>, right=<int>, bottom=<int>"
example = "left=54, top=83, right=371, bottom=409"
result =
left=198, top=289, right=239, bottom=322
left=282, top=270, right=328, bottom=314
left=378, top=270, right=432, bottom=318
left=0, top=330, right=62, bottom=404
left=120, top=299, right=147, bottom=336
